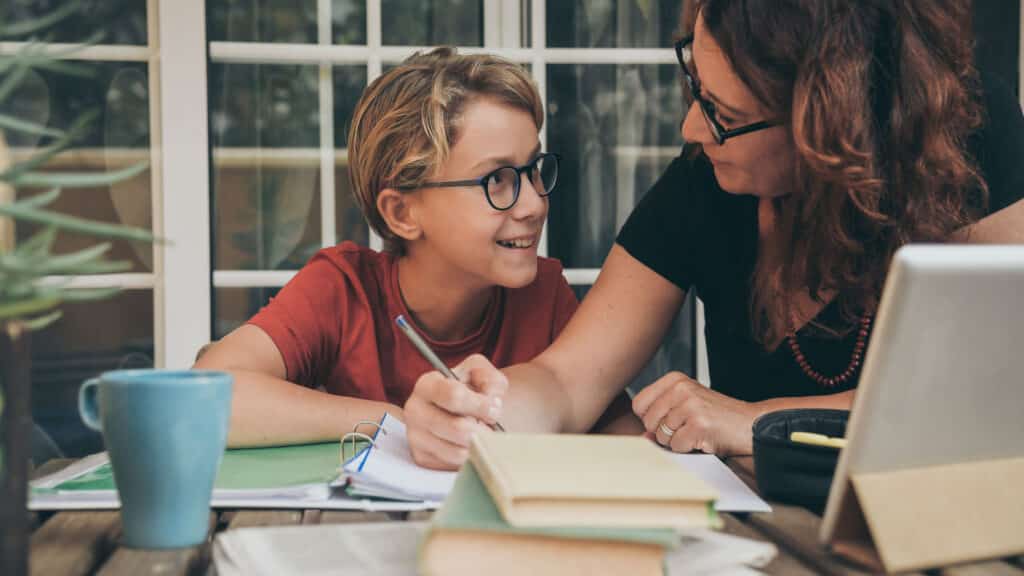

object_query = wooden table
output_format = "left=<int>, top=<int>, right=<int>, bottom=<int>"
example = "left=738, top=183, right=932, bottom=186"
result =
left=26, top=457, right=1024, bottom=576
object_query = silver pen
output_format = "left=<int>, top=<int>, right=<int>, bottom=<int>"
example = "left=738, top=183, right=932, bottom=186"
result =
left=395, top=314, right=505, bottom=432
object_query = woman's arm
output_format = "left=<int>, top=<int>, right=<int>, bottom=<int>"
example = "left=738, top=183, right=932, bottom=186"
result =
left=403, top=244, right=687, bottom=469
left=194, top=325, right=401, bottom=447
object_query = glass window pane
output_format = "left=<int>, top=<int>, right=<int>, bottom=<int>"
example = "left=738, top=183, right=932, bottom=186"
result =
left=1, top=0, right=147, bottom=45
left=209, top=63, right=322, bottom=270
left=32, top=290, right=154, bottom=457
left=334, top=163, right=369, bottom=245
left=331, top=0, right=368, bottom=45
left=332, top=66, right=371, bottom=245
left=332, top=66, right=368, bottom=148
left=381, top=0, right=483, bottom=46
left=546, top=63, right=682, bottom=268
left=572, top=286, right=696, bottom=394
left=547, top=0, right=682, bottom=48
left=214, top=287, right=281, bottom=339
left=207, top=0, right=319, bottom=43
left=10, top=62, right=153, bottom=273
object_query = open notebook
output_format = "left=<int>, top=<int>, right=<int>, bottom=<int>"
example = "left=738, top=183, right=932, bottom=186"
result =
left=30, top=436, right=435, bottom=512
left=339, top=413, right=456, bottom=503
left=340, top=413, right=769, bottom=513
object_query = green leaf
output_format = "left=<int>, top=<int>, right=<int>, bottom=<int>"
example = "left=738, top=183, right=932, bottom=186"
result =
left=0, top=62, right=31, bottom=105
left=0, top=202, right=157, bottom=243
left=57, top=286, right=121, bottom=302
left=22, top=309, right=62, bottom=331
left=49, top=260, right=133, bottom=276
left=0, top=110, right=97, bottom=182
left=17, top=55, right=95, bottom=78
left=35, top=242, right=112, bottom=272
left=0, top=37, right=96, bottom=74
left=11, top=160, right=150, bottom=189
left=13, top=226, right=57, bottom=257
left=0, top=113, right=65, bottom=138
left=0, top=296, right=60, bottom=319
left=11, top=187, right=61, bottom=210
left=0, top=3, right=81, bottom=39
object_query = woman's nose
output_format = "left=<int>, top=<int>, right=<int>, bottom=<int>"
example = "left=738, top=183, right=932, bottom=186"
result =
left=681, top=102, right=713, bottom=145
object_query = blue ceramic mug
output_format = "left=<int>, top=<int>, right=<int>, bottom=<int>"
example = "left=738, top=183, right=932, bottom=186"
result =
left=79, top=370, right=233, bottom=548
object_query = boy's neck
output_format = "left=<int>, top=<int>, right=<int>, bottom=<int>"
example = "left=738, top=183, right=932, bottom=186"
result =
left=395, top=254, right=496, bottom=342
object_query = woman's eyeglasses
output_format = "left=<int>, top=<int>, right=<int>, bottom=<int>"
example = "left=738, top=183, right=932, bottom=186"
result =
left=395, top=152, right=561, bottom=211
left=675, top=35, right=779, bottom=145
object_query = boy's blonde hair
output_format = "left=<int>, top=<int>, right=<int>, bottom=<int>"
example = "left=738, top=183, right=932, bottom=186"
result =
left=347, top=46, right=544, bottom=253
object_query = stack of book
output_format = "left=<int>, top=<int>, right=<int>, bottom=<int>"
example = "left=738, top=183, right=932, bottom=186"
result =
left=419, top=433, right=721, bottom=576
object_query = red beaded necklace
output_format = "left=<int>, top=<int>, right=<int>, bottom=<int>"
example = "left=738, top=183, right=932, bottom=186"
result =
left=786, top=314, right=873, bottom=387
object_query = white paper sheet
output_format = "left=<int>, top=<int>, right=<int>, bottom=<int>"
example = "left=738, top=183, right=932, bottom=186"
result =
left=670, top=454, right=771, bottom=513
left=213, top=521, right=777, bottom=576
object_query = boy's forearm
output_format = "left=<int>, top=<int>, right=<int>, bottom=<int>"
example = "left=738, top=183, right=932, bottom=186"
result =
left=222, top=369, right=402, bottom=447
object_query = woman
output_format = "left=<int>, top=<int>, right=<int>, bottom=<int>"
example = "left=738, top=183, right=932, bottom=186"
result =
left=402, top=0, right=1024, bottom=469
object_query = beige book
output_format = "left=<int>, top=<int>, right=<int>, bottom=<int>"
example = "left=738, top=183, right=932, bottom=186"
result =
left=419, top=462, right=675, bottom=576
left=468, top=432, right=719, bottom=529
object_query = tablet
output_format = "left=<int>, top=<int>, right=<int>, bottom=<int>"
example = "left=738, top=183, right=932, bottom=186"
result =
left=819, top=244, right=1024, bottom=569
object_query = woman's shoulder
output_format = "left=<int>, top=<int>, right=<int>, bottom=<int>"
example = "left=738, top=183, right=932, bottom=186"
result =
left=970, top=69, right=1024, bottom=213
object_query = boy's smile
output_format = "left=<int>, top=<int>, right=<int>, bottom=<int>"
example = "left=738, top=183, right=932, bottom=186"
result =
left=495, top=235, right=537, bottom=249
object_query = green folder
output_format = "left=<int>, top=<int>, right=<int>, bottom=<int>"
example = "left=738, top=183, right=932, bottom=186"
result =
left=36, top=440, right=369, bottom=493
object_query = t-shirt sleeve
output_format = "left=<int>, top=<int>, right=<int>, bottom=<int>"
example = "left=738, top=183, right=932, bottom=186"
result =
left=974, top=71, right=1024, bottom=213
left=615, top=153, right=702, bottom=291
left=247, top=255, right=344, bottom=386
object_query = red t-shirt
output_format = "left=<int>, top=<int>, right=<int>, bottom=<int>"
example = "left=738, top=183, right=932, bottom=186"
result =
left=248, top=242, right=579, bottom=406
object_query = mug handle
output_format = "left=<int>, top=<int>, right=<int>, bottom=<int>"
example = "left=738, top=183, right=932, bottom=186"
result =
left=78, top=378, right=102, bottom=431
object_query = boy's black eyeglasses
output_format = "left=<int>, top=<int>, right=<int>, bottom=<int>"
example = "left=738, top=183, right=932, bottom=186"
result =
left=674, top=35, right=778, bottom=145
left=396, top=152, right=560, bottom=211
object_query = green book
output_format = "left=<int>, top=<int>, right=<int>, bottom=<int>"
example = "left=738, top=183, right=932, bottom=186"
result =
left=419, top=462, right=679, bottom=576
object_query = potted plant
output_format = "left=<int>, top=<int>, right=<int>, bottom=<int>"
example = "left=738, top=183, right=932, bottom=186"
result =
left=1, top=6, right=156, bottom=574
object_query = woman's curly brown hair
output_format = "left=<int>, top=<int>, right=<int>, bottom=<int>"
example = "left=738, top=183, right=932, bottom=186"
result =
left=682, top=0, right=988, bottom=348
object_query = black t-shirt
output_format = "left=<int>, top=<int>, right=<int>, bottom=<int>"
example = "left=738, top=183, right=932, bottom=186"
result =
left=616, top=74, right=1024, bottom=402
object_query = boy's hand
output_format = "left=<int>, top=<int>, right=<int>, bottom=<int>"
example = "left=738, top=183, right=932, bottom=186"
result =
left=404, top=354, right=508, bottom=470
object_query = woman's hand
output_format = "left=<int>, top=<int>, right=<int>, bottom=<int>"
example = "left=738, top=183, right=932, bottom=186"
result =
left=403, top=354, right=508, bottom=470
left=632, top=371, right=763, bottom=456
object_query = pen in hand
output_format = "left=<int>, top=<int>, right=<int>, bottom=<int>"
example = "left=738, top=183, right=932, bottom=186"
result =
left=394, top=314, right=506, bottom=432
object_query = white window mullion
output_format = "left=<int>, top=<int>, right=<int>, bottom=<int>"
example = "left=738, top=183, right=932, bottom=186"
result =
left=0, top=42, right=150, bottom=61
left=214, top=270, right=296, bottom=288
left=367, top=0, right=383, bottom=251
left=39, top=273, right=155, bottom=290
left=532, top=0, right=548, bottom=258
left=159, top=0, right=212, bottom=368
left=147, top=0, right=165, bottom=367
left=318, top=0, right=336, bottom=249
left=696, top=299, right=709, bottom=386
left=483, top=0, right=501, bottom=48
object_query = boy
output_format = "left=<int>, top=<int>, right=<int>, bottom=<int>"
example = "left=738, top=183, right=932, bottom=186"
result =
left=195, top=47, right=577, bottom=447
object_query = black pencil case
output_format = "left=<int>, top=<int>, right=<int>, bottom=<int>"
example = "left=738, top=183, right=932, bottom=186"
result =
left=751, top=408, right=850, bottom=514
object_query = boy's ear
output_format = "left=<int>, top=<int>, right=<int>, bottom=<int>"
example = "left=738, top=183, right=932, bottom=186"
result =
left=377, top=188, right=422, bottom=242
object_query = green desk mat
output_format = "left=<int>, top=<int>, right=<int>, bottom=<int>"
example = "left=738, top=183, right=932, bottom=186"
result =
left=40, top=440, right=369, bottom=492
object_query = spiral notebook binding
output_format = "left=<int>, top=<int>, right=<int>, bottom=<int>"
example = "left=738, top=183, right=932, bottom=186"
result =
left=340, top=419, right=388, bottom=467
